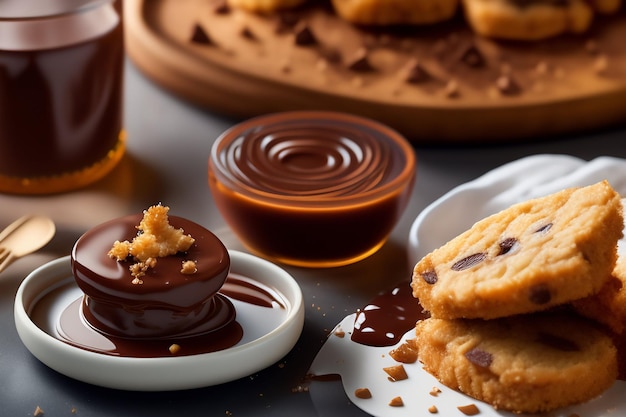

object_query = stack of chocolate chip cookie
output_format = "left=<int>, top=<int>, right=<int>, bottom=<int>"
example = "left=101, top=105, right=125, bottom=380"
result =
left=411, top=180, right=625, bottom=413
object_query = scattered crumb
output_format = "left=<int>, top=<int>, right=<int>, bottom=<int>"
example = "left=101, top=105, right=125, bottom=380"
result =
left=389, top=340, right=418, bottom=363
left=383, top=364, right=408, bottom=382
left=354, top=388, right=372, bottom=399
left=169, top=343, right=181, bottom=354
left=71, top=407, right=77, bottom=414
left=429, top=386, right=442, bottom=396
left=457, top=403, right=480, bottom=415
left=334, top=328, right=345, bottom=338
left=388, top=396, right=404, bottom=407
left=34, top=406, right=44, bottom=416
left=181, top=260, right=197, bottom=274
left=428, top=405, right=438, bottom=413
left=291, top=384, right=309, bottom=393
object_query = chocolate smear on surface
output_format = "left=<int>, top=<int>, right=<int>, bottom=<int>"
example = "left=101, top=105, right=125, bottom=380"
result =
left=352, top=282, right=428, bottom=347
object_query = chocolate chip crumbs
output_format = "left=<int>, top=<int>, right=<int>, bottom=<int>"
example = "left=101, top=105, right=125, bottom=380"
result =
left=294, top=22, right=317, bottom=46
left=460, top=44, right=486, bottom=68
left=405, top=59, right=431, bottom=84
left=388, top=396, right=404, bottom=407
left=190, top=24, right=214, bottom=45
left=108, top=204, right=195, bottom=282
left=347, top=48, right=374, bottom=72
left=458, top=403, right=480, bottom=415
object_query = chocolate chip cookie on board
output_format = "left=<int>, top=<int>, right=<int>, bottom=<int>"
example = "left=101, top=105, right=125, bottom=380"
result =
left=331, top=0, right=460, bottom=25
left=462, top=0, right=594, bottom=40
left=411, top=180, right=623, bottom=320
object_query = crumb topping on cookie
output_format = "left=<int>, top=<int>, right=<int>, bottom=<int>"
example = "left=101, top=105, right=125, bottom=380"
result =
left=108, top=204, right=196, bottom=283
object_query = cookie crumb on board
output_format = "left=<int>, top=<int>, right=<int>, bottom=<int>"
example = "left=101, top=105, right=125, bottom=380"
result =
left=33, top=406, right=44, bottom=416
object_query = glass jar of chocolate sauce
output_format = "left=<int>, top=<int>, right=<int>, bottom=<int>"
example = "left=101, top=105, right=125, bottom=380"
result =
left=0, top=0, right=125, bottom=194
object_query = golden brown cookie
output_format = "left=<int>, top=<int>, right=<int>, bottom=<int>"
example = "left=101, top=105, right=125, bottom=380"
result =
left=412, top=180, right=623, bottom=320
left=331, top=0, right=460, bottom=25
left=415, top=314, right=618, bottom=413
left=573, top=254, right=626, bottom=334
left=462, top=0, right=594, bottom=40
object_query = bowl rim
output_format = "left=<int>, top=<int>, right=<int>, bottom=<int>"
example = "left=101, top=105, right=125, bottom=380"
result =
left=209, top=110, right=416, bottom=208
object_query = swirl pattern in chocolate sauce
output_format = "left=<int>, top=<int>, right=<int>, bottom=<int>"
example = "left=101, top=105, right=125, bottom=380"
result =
left=215, top=114, right=407, bottom=200
left=209, top=111, right=416, bottom=267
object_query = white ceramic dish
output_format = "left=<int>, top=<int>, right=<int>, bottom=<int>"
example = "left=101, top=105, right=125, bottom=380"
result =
left=310, top=154, right=626, bottom=417
left=14, top=250, right=304, bottom=391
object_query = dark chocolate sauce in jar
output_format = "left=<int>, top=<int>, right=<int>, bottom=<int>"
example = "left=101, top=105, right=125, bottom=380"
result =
left=351, top=281, right=428, bottom=347
left=0, top=0, right=125, bottom=193
left=56, top=273, right=287, bottom=358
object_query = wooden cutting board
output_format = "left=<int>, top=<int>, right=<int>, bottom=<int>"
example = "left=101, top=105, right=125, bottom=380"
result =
left=124, top=0, right=626, bottom=143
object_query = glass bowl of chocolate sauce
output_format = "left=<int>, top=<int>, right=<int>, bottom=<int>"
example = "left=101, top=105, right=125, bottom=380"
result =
left=209, top=111, right=416, bottom=268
